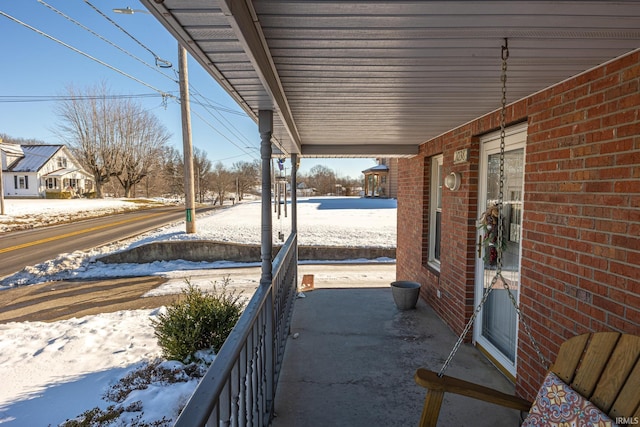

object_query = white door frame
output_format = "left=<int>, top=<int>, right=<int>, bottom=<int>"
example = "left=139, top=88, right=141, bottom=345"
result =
left=473, top=122, right=527, bottom=379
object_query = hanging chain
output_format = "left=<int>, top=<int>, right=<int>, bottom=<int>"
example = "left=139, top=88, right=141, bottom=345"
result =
left=497, top=39, right=549, bottom=371
left=497, top=39, right=508, bottom=277
left=439, top=38, right=548, bottom=378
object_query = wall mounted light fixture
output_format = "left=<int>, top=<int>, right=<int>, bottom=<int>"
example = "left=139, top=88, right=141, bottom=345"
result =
left=444, top=172, right=461, bottom=191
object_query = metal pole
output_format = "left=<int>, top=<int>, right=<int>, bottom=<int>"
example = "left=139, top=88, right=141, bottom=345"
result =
left=0, top=162, right=4, bottom=216
left=291, top=154, right=298, bottom=233
left=179, top=45, right=196, bottom=233
left=259, top=110, right=273, bottom=286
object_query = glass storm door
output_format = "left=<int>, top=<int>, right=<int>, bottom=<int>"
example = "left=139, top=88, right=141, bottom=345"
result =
left=474, top=124, right=526, bottom=377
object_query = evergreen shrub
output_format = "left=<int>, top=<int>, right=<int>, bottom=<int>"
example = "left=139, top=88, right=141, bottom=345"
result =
left=152, top=279, right=243, bottom=362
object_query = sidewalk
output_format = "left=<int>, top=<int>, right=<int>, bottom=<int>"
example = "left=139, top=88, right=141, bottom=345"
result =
left=271, top=266, right=523, bottom=427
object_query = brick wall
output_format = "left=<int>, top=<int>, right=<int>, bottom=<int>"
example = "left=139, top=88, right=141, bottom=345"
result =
left=397, top=50, right=640, bottom=400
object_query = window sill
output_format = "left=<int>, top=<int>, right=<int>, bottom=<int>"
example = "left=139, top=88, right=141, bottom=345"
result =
left=425, top=261, right=441, bottom=276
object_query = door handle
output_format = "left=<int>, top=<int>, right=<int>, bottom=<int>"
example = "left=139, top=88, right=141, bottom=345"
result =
left=477, top=235, right=483, bottom=259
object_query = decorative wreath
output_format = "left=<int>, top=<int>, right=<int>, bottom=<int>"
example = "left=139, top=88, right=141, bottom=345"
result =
left=478, top=204, right=507, bottom=266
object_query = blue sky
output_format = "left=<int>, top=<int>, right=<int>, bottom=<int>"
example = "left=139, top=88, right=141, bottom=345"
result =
left=0, top=0, right=376, bottom=178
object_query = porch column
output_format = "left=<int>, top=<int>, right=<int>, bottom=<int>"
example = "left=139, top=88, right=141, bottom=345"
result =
left=259, top=110, right=273, bottom=286
left=364, top=173, right=370, bottom=197
left=291, top=153, right=298, bottom=233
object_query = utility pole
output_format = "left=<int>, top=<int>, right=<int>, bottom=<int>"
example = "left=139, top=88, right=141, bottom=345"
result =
left=179, top=45, right=196, bottom=233
left=113, top=7, right=194, bottom=232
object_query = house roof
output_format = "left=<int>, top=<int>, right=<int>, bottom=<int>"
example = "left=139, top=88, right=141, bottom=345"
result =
left=5, top=145, right=63, bottom=172
left=0, top=143, right=24, bottom=156
left=363, top=164, right=389, bottom=174
left=140, top=0, right=640, bottom=158
left=42, top=168, right=86, bottom=178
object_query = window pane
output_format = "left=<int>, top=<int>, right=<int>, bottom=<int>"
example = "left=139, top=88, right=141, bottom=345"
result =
left=436, top=163, right=443, bottom=209
left=434, top=211, right=441, bottom=261
left=429, top=155, right=443, bottom=267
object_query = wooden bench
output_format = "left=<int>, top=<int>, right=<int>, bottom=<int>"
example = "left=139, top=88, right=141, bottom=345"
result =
left=414, top=332, right=640, bottom=426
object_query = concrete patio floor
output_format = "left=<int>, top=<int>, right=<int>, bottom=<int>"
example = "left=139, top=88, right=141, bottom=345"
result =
left=271, top=265, right=524, bottom=427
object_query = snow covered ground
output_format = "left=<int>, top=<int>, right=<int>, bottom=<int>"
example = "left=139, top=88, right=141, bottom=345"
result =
left=0, top=198, right=170, bottom=233
left=0, top=196, right=397, bottom=426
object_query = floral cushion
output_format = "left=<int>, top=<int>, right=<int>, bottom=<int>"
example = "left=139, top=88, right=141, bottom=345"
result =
left=521, top=371, right=618, bottom=427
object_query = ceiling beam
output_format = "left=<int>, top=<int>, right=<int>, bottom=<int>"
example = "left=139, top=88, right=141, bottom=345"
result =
left=219, top=0, right=301, bottom=154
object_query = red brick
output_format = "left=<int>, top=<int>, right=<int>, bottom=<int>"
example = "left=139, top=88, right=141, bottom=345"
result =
left=585, top=154, right=615, bottom=168
left=617, top=121, right=640, bottom=137
left=614, top=180, right=640, bottom=193
left=592, top=295, right=626, bottom=317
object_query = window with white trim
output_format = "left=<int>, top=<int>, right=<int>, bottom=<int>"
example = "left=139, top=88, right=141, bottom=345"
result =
left=15, top=175, right=28, bottom=189
left=45, top=177, right=58, bottom=189
left=429, top=155, right=443, bottom=269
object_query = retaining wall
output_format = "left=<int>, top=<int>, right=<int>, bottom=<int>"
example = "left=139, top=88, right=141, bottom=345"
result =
left=99, top=241, right=395, bottom=264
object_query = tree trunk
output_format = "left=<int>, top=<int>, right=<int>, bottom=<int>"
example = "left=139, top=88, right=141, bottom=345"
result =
left=95, top=181, right=104, bottom=198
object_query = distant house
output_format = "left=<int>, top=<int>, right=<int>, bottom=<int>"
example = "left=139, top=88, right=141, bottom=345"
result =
left=362, top=158, right=398, bottom=198
left=1, top=144, right=93, bottom=198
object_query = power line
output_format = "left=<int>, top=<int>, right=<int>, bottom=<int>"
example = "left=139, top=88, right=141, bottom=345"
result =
left=0, top=94, right=173, bottom=103
left=189, top=90, right=254, bottom=146
left=83, top=0, right=172, bottom=69
left=189, top=97, right=248, bottom=116
left=210, top=152, right=260, bottom=163
left=0, top=10, right=172, bottom=98
left=38, top=0, right=245, bottom=135
left=37, top=0, right=177, bottom=82
left=2, top=5, right=257, bottom=160
left=190, top=109, right=259, bottom=161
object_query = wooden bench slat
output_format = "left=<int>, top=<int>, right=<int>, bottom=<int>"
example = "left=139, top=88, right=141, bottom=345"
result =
left=592, top=335, right=640, bottom=414
left=610, top=357, right=640, bottom=419
left=551, top=333, right=590, bottom=384
left=571, top=332, right=620, bottom=398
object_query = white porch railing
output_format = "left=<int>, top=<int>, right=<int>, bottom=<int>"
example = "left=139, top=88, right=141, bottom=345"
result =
left=173, top=232, right=298, bottom=427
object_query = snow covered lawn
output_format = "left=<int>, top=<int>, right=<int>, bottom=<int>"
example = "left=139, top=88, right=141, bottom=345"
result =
left=0, top=198, right=172, bottom=233
left=0, top=196, right=397, bottom=426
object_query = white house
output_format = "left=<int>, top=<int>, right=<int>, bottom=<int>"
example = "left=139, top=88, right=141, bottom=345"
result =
left=1, top=144, right=93, bottom=198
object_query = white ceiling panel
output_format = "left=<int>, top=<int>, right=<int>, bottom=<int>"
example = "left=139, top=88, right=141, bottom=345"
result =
left=141, top=0, right=640, bottom=157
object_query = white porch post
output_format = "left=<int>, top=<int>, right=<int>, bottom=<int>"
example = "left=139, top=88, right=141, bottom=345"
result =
left=259, top=110, right=273, bottom=286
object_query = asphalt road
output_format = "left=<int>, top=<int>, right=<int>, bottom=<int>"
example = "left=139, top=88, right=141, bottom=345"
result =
left=0, top=206, right=217, bottom=279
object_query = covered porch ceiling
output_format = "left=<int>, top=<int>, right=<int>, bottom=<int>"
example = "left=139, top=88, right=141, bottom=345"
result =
left=140, top=0, right=640, bottom=158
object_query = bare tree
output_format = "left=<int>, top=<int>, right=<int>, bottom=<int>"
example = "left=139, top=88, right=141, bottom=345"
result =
left=193, top=147, right=212, bottom=203
left=160, top=147, right=184, bottom=197
left=112, top=102, right=171, bottom=197
left=55, top=84, right=119, bottom=198
left=232, top=159, right=260, bottom=201
left=209, top=161, right=233, bottom=205
left=0, top=134, right=46, bottom=145
left=54, top=84, right=170, bottom=198
left=308, top=164, right=337, bottom=195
